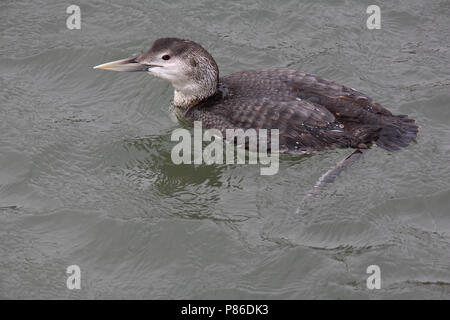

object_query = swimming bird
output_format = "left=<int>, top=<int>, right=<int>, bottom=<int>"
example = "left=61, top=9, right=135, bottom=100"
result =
left=94, top=38, right=418, bottom=154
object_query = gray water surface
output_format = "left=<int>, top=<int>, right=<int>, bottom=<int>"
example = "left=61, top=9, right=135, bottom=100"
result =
left=1, top=0, right=450, bottom=299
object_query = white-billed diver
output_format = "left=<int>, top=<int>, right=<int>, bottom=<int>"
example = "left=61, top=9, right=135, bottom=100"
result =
left=94, top=37, right=418, bottom=155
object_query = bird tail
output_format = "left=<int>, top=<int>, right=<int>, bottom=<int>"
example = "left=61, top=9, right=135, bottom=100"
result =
left=376, top=115, right=418, bottom=151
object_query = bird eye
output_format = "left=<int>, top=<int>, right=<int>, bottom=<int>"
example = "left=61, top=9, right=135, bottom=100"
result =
left=162, top=55, right=170, bottom=60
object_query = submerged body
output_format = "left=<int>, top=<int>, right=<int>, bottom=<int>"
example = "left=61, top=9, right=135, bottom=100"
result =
left=94, top=38, right=418, bottom=154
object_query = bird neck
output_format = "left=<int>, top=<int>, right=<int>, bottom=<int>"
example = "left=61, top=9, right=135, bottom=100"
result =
left=173, top=82, right=218, bottom=109
left=172, top=55, right=219, bottom=109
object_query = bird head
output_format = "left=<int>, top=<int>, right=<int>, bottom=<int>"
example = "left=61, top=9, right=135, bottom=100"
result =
left=94, top=38, right=219, bottom=107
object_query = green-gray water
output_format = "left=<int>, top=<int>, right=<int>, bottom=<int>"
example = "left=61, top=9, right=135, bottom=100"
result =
left=1, top=0, right=449, bottom=299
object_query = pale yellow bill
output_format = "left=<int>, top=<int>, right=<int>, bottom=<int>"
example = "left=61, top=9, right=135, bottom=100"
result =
left=93, top=57, right=147, bottom=72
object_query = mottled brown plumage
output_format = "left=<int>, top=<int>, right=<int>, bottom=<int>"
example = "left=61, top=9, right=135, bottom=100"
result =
left=185, top=69, right=418, bottom=153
